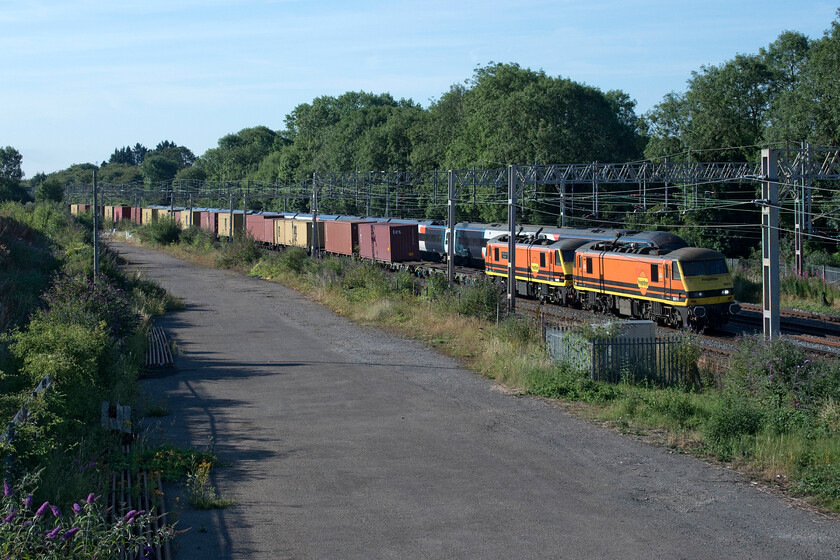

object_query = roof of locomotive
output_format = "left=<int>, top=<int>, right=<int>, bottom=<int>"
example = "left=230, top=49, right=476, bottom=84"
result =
left=486, top=234, right=589, bottom=250
left=667, top=247, right=726, bottom=261
left=621, top=231, right=687, bottom=250
left=577, top=241, right=725, bottom=261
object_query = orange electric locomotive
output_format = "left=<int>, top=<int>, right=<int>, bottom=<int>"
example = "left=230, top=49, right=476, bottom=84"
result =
left=573, top=240, right=739, bottom=329
left=485, top=235, right=588, bottom=305
left=486, top=235, right=740, bottom=330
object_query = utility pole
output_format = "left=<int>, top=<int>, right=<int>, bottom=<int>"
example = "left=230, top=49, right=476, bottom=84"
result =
left=447, top=170, right=456, bottom=284
left=795, top=143, right=805, bottom=275
left=243, top=191, right=248, bottom=237
left=508, top=165, right=517, bottom=313
left=229, top=191, right=234, bottom=241
left=761, top=149, right=781, bottom=339
left=592, top=162, right=599, bottom=219
left=93, top=169, right=99, bottom=281
left=805, top=142, right=813, bottom=236
left=312, top=173, right=320, bottom=258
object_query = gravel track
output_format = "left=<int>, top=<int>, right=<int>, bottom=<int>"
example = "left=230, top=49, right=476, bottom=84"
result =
left=113, top=241, right=840, bottom=560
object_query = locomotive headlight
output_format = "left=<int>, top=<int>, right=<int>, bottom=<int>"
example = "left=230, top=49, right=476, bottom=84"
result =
left=721, top=289, right=730, bottom=295
left=696, top=292, right=704, bottom=297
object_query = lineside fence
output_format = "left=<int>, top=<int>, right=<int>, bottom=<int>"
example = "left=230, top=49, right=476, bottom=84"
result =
left=545, top=327, right=698, bottom=387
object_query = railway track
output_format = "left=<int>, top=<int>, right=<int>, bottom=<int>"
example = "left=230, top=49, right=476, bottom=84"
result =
left=727, top=304, right=840, bottom=351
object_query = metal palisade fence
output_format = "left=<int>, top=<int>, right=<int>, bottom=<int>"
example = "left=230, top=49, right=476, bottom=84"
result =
left=545, top=327, right=698, bottom=387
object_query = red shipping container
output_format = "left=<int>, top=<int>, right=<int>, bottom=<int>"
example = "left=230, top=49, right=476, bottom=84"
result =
left=358, top=223, right=419, bottom=262
left=113, top=206, right=133, bottom=222
left=200, top=211, right=219, bottom=232
left=325, top=220, right=373, bottom=256
left=263, top=217, right=283, bottom=245
left=247, top=213, right=265, bottom=241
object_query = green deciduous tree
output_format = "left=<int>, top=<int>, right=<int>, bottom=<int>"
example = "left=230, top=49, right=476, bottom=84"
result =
left=97, top=163, right=143, bottom=185
left=34, top=177, right=64, bottom=203
left=0, top=146, right=28, bottom=202
left=201, top=126, right=278, bottom=182
left=449, top=63, right=643, bottom=169
left=140, top=154, right=180, bottom=186
left=802, top=13, right=840, bottom=145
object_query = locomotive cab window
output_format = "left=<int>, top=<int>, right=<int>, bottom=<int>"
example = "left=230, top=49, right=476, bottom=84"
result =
left=682, top=259, right=728, bottom=276
left=672, top=262, right=681, bottom=280
left=540, top=253, right=545, bottom=268
left=586, top=257, right=593, bottom=274
left=651, top=263, right=659, bottom=283
left=494, top=247, right=499, bottom=261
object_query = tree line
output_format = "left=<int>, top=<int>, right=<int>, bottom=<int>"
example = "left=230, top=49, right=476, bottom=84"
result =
left=3, top=11, right=840, bottom=258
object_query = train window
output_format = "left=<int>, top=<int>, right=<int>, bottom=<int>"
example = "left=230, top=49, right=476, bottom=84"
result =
left=540, top=253, right=545, bottom=268
left=665, top=265, right=669, bottom=280
left=562, top=250, right=575, bottom=264
left=501, top=251, right=508, bottom=260
left=706, top=259, right=729, bottom=275
left=494, top=247, right=499, bottom=261
left=586, top=257, right=593, bottom=274
left=682, top=259, right=728, bottom=276
left=651, top=263, right=659, bottom=283
left=672, top=262, right=681, bottom=280
left=556, top=250, right=561, bottom=265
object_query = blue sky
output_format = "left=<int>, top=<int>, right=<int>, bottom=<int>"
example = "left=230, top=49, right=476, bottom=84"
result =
left=2, top=0, right=837, bottom=177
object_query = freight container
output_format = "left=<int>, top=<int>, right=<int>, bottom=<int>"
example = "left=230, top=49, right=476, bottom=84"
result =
left=358, top=223, right=419, bottom=262
left=200, top=210, right=219, bottom=232
left=275, top=218, right=325, bottom=250
left=324, top=220, right=373, bottom=256
left=178, top=209, right=201, bottom=229
left=264, top=217, right=283, bottom=246
left=217, top=210, right=246, bottom=239
left=104, top=206, right=114, bottom=221
left=141, top=207, right=158, bottom=224
left=246, top=213, right=283, bottom=244
left=246, top=213, right=265, bottom=241
left=112, top=206, right=133, bottom=222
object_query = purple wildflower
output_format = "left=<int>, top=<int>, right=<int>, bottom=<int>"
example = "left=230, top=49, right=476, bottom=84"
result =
left=51, top=505, right=61, bottom=517
left=86, top=493, right=96, bottom=504
left=3, top=510, right=15, bottom=523
left=35, top=501, right=50, bottom=517
left=24, top=494, right=33, bottom=509
left=124, top=509, right=138, bottom=523
left=72, top=503, right=82, bottom=515
left=46, top=526, right=61, bottom=540
left=62, top=527, right=80, bottom=541
left=23, top=520, right=32, bottom=526
left=3, top=480, right=11, bottom=497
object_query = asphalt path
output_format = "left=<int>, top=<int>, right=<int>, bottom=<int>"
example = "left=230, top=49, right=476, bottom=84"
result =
left=113, top=241, right=840, bottom=560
